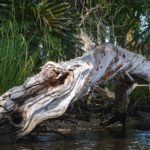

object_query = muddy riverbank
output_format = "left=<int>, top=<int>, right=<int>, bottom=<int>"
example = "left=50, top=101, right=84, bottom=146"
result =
left=19, top=93, right=150, bottom=142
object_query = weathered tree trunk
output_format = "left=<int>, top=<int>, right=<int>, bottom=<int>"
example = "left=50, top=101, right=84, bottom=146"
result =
left=0, top=42, right=150, bottom=142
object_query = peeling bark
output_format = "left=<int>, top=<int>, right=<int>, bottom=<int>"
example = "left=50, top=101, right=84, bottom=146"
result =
left=0, top=42, right=150, bottom=142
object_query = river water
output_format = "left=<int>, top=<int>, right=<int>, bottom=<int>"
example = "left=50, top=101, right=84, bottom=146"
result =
left=1, top=128, right=150, bottom=150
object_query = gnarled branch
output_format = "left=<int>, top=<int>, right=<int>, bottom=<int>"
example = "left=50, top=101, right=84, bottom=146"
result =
left=0, top=41, right=150, bottom=142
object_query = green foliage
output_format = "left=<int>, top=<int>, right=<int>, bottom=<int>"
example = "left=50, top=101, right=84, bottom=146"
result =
left=0, top=0, right=78, bottom=59
left=0, top=21, right=41, bottom=94
left=74, top=0, right=150, bottom=54
left=104, top=81, right=116, bottom=92
left=131, top=86, right=150, bottom=99
left=0, top=0, right=79, bottom=94
left=0, top=0, right=150, bottom=97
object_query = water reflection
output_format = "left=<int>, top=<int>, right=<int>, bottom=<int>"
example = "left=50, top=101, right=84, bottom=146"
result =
left=1, top=129, right=150, bottom=150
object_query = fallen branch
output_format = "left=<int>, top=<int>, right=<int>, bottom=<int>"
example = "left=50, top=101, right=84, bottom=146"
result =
left=0, top=40, right=150, bottom=141
left=95, top=86, right=115, bottom=100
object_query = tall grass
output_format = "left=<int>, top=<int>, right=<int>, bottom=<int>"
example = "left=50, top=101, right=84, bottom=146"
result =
left=0, top=7, right=74, bottom=95
left=0, top=21, right=40, bottom=95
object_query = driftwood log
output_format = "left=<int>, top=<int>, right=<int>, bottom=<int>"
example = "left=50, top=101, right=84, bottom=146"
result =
left=0, top=40, right=150, bottom=142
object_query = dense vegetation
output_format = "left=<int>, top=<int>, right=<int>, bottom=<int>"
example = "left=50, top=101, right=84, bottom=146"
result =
left=0, top=0, right=150, bottom=96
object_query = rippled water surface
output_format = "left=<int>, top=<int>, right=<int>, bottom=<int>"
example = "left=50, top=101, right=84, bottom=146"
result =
left=1, top=129, right=150, bottom=150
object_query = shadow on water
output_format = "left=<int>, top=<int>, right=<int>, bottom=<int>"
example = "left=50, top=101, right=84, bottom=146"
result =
left=1, top=127, right=150, bottom=150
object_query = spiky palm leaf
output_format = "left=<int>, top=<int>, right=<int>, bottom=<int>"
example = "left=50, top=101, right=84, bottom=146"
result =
left=32, top=0, right=71, bottom=38
left=0, top=0, right=72, bottom=37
